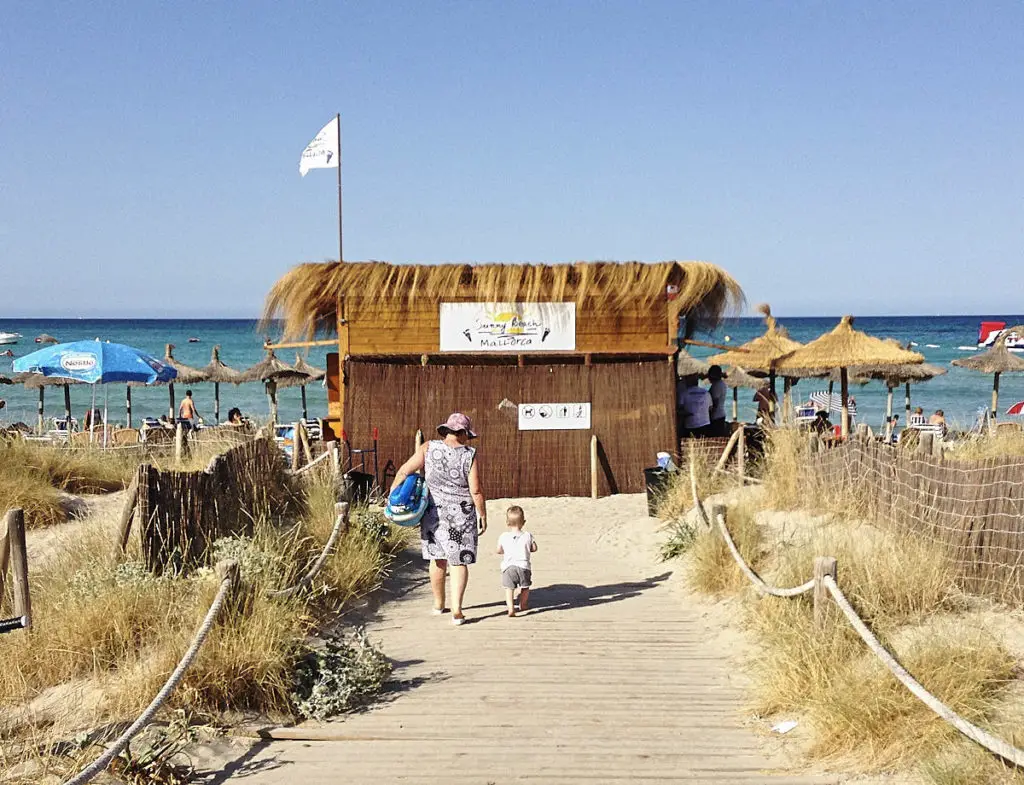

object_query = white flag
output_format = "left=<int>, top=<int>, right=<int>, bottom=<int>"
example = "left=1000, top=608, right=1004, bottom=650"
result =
left=299, top=117, right=340, bottom=177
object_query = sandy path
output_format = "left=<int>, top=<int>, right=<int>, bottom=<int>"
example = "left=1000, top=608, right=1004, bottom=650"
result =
left=194, top=494, right=838, bottom=785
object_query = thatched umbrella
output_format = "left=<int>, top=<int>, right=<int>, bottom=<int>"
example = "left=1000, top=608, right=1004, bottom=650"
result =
left=34, top=333, right=59, bottom=345
left=676, top=349, right=710, bottom=378
left=850, top=358, right=947, bottom=438
left=707, top=304, right=802, bottom=423
left=154, top=343, right=209, bottom=425
left=240, top=349, right=308, bottom=424
left=15, top=371, right=83, bottom=434
left=775, top=315, right=924, bottom=437
left=951, top=326, right=1024, bottom=425
left=277, top=354, right=326, bottom=421
left=199, top=345, right=242, bottom=423
left=721, top=366, right=767, bottom=422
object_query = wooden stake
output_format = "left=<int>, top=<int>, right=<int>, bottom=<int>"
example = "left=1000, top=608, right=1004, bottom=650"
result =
left=174, top=422, right=184, bottom=465
left=813, top=556, right=837, bottom=630
left=737, top=425, right=746, bottom=479
left=7, top=509, right=31, bottom=630
left=715, top=428, right=741, bottom=473
left=298, top=420, right=313, bottom=466
left=590, top=434, right=599, bottom=499
left=0, top=512, right=10, bottom=608
left=840, top=367, right=850, bottom=438
left=992, top=371, right=1001, bottom=423
left=291, top=421, right=301, bottom=469
left=117, top=467, right=143, bottom=553
left=330, top=440, right=341, bottom=475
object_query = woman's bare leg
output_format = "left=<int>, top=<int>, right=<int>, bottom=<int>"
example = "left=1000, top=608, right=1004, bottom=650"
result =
left=430, top=559, right=448, bottom=611
left=450, top=565, right=469, bottom=619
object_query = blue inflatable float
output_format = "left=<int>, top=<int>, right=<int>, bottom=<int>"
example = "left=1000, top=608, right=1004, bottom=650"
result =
left=385, top=474, right=429, bottom=527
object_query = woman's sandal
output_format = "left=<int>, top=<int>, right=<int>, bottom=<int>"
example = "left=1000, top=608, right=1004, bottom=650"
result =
left=431, top=607, right=447, bottom=616
left=452, top=614, right=466, bottom=626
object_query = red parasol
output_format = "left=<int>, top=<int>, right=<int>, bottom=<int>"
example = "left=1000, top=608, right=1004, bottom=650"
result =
left=1006, top=401, right=1024, bottom=416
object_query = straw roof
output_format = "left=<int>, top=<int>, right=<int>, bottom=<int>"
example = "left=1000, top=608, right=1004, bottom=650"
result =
left=161, top=344, right=208, bottom=385
left=262, top=260, right=744, bottom=341
left=706, top=304, right=802, bottom=372
left=240, top=349, right=309, bottom=384
left=951, top=327, right=1024, bottom=375
left=851, top=361, right=947, bottom=384
left=35, top=333, right=58, bottom=344
left=775, top=315, right=923, bottom=372
left=13, top=372, right=83, bottom=388
left=676, top=349, right=710, bottom=377
left=723, top=367, right=767, bottom=390
left=292, top=354, right=325, bottom=381
left=200, top=345, right=243, bottom=385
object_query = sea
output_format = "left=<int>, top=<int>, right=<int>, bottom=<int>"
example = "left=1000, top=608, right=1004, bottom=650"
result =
left=0, top=316, right=1022, bottom=431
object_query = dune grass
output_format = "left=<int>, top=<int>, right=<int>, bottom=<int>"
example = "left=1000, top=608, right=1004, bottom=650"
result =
left=0, top=466, right=409, bottom=779
left=676, top=427, right=1022, bottom=780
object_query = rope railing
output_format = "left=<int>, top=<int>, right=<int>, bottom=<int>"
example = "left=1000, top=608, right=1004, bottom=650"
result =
left=698, top=492, right=1024, bottom=769
left=291, top=447, right=332, bottom=476
left=63, top=560, right=240, bottom=785
left=266, top=502, right=349, bottom=599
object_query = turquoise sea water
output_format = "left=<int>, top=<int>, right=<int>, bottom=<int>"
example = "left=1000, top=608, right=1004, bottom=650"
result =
left=0, top=316, right=1022, bottom=431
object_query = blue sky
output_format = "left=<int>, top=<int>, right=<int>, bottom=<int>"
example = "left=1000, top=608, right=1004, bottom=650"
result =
left=2, top=2, right=1021, bottom=318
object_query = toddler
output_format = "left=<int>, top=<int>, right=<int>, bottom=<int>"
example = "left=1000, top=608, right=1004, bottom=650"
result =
left=496, top=505, right=538, bottom=617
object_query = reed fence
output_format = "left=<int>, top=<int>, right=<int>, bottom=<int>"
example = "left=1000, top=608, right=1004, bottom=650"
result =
left=800, top=435, right=1024, bottom=602
left=120, top=435, right=293, bottom=574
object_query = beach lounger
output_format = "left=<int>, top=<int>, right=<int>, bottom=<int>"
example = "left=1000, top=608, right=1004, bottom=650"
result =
left=111, top=427, right=140, bottom=446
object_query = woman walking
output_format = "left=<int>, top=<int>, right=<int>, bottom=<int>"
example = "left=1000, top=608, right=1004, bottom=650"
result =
left=391, top=412, right=487, bottom=625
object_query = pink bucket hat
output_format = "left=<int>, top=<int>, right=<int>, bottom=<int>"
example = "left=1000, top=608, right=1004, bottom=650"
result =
left=437, top=412, right=477, bottom=438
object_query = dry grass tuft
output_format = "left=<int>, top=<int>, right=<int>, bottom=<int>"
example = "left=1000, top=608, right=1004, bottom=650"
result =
left=687, top=501, right=761, bottom=596
left=948, top=430, right=1024, bottom=461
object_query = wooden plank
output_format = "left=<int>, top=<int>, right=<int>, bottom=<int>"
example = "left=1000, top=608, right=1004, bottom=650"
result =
left=0, top=512, right=9, bottom=610
left=6, top=509, right=31, bottom=629
left=117, top=465, right=143, bottom=553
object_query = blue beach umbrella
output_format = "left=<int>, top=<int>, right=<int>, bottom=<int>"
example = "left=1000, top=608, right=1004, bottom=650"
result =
left=14, top=340, right=176, bottom=439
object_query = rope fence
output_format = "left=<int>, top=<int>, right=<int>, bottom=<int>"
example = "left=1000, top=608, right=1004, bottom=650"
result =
left=702, top=494, right=1024, bottom=770
left=63, top=560, right=240, bottom=785
left=266, top=502, right=349, bottom=599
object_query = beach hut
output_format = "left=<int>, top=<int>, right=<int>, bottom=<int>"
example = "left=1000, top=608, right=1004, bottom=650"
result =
left=240, top=349, right=308, bottom=424
left=951, top=326, right=1024, bottom=425
left=775, top=316, right=923, bottom=438
left=706, top=304, right=801, bottom=422
left=199, top=345, right=242, bottom=423
left=261, top=260, right=743, bottom=496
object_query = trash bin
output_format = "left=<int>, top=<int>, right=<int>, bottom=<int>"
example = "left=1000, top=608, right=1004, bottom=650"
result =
left=643, top=466, right=673, bottom=518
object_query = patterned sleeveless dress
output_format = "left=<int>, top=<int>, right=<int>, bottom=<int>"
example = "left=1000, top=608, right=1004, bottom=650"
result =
left=421, top=440, right=478, bottom=565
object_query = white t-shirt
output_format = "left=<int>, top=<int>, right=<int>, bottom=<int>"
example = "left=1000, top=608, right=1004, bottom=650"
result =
left=709, top=379, right=728, bottom=421
left=681, top=386, right=712, bottom=429
left=498, top=530, right=534, bottom=570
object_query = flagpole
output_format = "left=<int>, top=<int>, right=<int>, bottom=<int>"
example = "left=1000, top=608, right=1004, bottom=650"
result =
left=336, top=113, right=343, bottom=262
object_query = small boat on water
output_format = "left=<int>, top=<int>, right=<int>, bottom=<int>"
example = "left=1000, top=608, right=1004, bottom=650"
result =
left=188, top=337, right=201, bottom=343
left=978, top=321, right=1024, bottom=352
left=0, top=332, right=22, bottom=346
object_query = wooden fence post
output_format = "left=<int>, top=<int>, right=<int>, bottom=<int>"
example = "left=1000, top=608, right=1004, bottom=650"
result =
left=298, top=420, right=313, bottom=467
left=711, top=502, right=726, bottom=533
left=0, top=512, right=10, bottom=607
left=117, top=466, right=143, bottom=554
left=174, top=423, right=184, bottom=465
left=335, top=501, right=350, bottom=534
left=590, top=434, right=599, bottom=499
left=918, top=431, right=933, bottom=457
left=6, top=509, right=31, bottom=630
left=291, top=421, right=301, bottom=470
left=813, top=556, right=837, bottom=630
left=715, top=428, right=741, bottom=473
left=737, top=425, right=746, bottom=480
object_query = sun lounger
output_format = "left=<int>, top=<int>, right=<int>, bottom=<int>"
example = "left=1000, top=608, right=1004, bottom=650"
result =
left=111, top=427, right=140, bottom=446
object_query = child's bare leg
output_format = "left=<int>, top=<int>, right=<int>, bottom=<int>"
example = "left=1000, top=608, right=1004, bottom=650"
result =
left=518, top=587, right=530, bottom=611
left=505, top=588, right=516, bottom=616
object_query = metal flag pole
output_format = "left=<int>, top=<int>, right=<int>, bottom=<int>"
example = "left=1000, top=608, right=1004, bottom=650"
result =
left=336, top=113, right=343, bottom=262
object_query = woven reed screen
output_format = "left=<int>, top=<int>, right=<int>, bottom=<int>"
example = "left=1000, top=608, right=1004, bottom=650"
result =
left=344, top=360, right=676, bottom=498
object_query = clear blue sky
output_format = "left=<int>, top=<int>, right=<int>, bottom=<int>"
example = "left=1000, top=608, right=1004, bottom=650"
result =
left=3, top=2, right=1022, bottom=318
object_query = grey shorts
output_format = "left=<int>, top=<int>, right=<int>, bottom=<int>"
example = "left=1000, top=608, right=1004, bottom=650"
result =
left=501, top=566, right=532, bottom=590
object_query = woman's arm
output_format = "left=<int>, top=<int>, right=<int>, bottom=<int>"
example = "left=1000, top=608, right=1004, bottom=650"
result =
left=390, top=443, right=427, bottom=491
left=468, top=458, right=487, bottom=534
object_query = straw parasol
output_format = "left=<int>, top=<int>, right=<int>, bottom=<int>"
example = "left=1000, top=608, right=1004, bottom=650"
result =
left=199, top=345, right=243, bottom=423
left=278, top=354, right=326, bottom=421
left=676, top=349, right=710, bottom=378
left=144, top=344, right=209, bottom=426
left=14, top=371, right=84, bottom=433
left=706, top=304, right=803, bottom=422
left=34, top=333, right=59, bottom=345
left=775, top=315, right=924, bottom=437
left=240, top=349, right=308, bottom=424
left=850, top=356, right=947, bottom=438
left=951, top=326, right=1024, bottom=424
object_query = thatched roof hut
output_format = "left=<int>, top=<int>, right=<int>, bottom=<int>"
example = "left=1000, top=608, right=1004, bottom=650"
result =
left=951, top=326, right=1024, bottom=420
left=263, top=260, right=744, bottom=341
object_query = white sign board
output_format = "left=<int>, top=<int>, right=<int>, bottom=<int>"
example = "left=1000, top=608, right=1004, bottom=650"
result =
left=518, top=402, right=591, bottom=431
left=439, top=302, right=576, bottom=352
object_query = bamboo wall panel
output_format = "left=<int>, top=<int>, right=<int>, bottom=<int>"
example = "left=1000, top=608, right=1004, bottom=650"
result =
left=344, top=360, right=675, bottom=497
left=344, top=299, right=672, bottom=355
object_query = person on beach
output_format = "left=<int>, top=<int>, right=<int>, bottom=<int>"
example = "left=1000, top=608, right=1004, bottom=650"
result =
left=929, top=409, right=947, bottom=436
left=753, top=387, right=777, bottom=425
left=226, top=407, right=245, bottom=427
left=679, top=374, right=712, bottom=437
left=391, top=412, right=487, bottom=626
left=707, top=365, right=729, bottom=436
left=178, top=390, right=202, bottom=429
left=497, top=505, right=537, bottom=617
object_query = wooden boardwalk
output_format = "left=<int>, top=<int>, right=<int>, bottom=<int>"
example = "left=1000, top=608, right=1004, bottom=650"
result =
left=199, top=495, right=837, bottom=785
